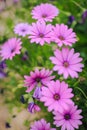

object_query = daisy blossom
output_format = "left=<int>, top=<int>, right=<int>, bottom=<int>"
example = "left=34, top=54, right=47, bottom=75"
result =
left=53, top=104, right=83, bottom=130
left=0, top=38, right=22, bottom=60
left=52, top=24, right=77, bottom=46
left=28, top=21, right=53, bottom=45
left=50, top=48, right=84, bottom=79
left=30, top=118, right=56, bottom=130
left=14, top=23, right=30, bottom=37
left=40, top=80, right=74, bottom=112
left=31, top=3, right=59, bottom=22
left=24, top=68, right=55, bottom=92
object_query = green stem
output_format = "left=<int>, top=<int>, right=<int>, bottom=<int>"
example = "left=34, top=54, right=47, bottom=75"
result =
left=73, top=80, right=79, bottom=87
left=59, top=9, right=71, bottom=16
left=71, top=0, right=85, bottom=11
left=76, top=87, right=87, bottom=99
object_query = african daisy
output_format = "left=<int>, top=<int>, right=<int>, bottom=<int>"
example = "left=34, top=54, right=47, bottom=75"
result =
left=24, top=68, right=55, bottom=92
left=30, top=118, right=56, bottom=130
left=0, top=38, right=22, bottom=60
left=28, top=21, right=53, bottom=45
left=50, top=48, right=84, bottom=79
left=31, top=3, right=59, bottom=22
left=14, top=23, right=30, bottom=37
left=40, top=80, right=74, bottom=112
left=53, top=104, right=83, bottom=130
left=52, top=24, right=77, bottom=47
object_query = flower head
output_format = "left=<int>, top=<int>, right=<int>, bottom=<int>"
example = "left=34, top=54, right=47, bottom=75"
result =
left=28, top=21, right=53, bottom=45
left=50, top=48, right=84, bottom=79
left=0, top=70, right=7, bottom=78
left=82, top=10, right=87, bottom=23
left=24, top=68, right=55, bottom=92
left=14, top=23, right=30, bottom=37
left=40, top=80, right=74, bottom=112
left=52, top=24, right=77, bottom=46
left=68, top=15, right=75, bottom=25
left=0, top=38, right=22, bottom=60
left=0, top=60, right=6, bottom=69
left=30, top=118, right=56, bottom=130
left=28, top=102, right=41, bottom=113
left=53, top=104, right=83, bottom=130
left=31, top=3, right=59, bottom=22
left=33, top=86, right=42, bottom=100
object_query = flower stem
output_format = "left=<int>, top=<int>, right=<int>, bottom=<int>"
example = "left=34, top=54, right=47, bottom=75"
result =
left=71, top=0, right=85, bottom=11
left=76, top=87, right=87, bottom=99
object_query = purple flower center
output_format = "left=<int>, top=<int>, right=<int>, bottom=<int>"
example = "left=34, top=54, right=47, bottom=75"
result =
left=21, top=29, right=26, bottom=32
left=64, top=113, right=71, bottom=120
left=35, top=77, right=41, bottom=82
left=58, top=35, right=65, bottom=40
left=53, top=93, right=60, bottom=100
left=11, top=48, right=15, bottom=53
left=63, top=61, right=69, bottom=68
left=39, top=33, right=44, bottom=38
left=42, top=14, right=47, bottom=18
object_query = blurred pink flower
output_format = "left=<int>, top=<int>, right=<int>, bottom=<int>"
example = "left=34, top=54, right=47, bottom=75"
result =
left=52, top=24, right=77, bottom=46
left=31, top=3, right=59, bottom=22
left=53, top=104, right=83, bottom=130
left=0, top=38, right=22, bottom=60
left=14, top=23, right=30, bottom=37
left=24, top=68, right=55, bottom=92
left=40, top=80, right=74, bottom=112
left=30, top=118, right=56, bottom=130
left=28, top=21, right=53, bottom=45
left=50, top=48, right=84, bottom=79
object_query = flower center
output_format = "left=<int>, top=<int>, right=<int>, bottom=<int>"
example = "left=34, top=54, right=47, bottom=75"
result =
left=42, top=14, right=47, bottom=18
left=64, top=113, right=71, bottom=120
left=58, top=35, right=65, bottom=40
left=63, top=61, right=69, bottom=68
left=39, top=33, right=44, bottom=38
left=21, top=29, right=26, bottom=32
left=53, top=93, right=60, bottom=100
left=11, top=48, right=15, bottom=53
left=35, top=77, right=41, bottom=82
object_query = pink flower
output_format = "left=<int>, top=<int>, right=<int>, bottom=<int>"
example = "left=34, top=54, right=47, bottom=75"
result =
left=40, top=80, right=74, bottom=112
left=50, top=48, right=84, bottom=79
left=52, top=24, right=77, bottom=46
left=14, top=23, right=30, bottom=37
left=0, top=38, right=22, bottom=60
left=28, top=21, right=53, bottom=45
left=28, top=102, right=41, bottom=113
left=31, top=3, right=59, bottom=22
left=24, top=68, right=55, bottom=92
left=30, top=118, right=56, bottom=130
left=53, top=104, right=83, bottom=130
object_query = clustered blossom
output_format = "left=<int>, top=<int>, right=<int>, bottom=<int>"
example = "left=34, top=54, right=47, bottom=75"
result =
left=40, top=80, right=74, bottom=112
left=14, top=23, right=30, bottom=37
left=0, top=2, right=84, bottom=130
left=0, top=38, right=22, bottom=60
left=30, top=118, right=56, bottom=130
left=24, top=68, right=55, bottom=92
left=28, top=21, right=53, bottom=45
left=31, top=3, right=59, bottom=22
left=50, top=48, right=84, bottom=79
left=52, top=24, right=77, bottom=47
left=53, top=104, right=83, bottom=130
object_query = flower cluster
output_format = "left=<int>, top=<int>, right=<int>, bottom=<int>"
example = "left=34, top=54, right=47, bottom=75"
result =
left=0, top=3, right=84, bottom=130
